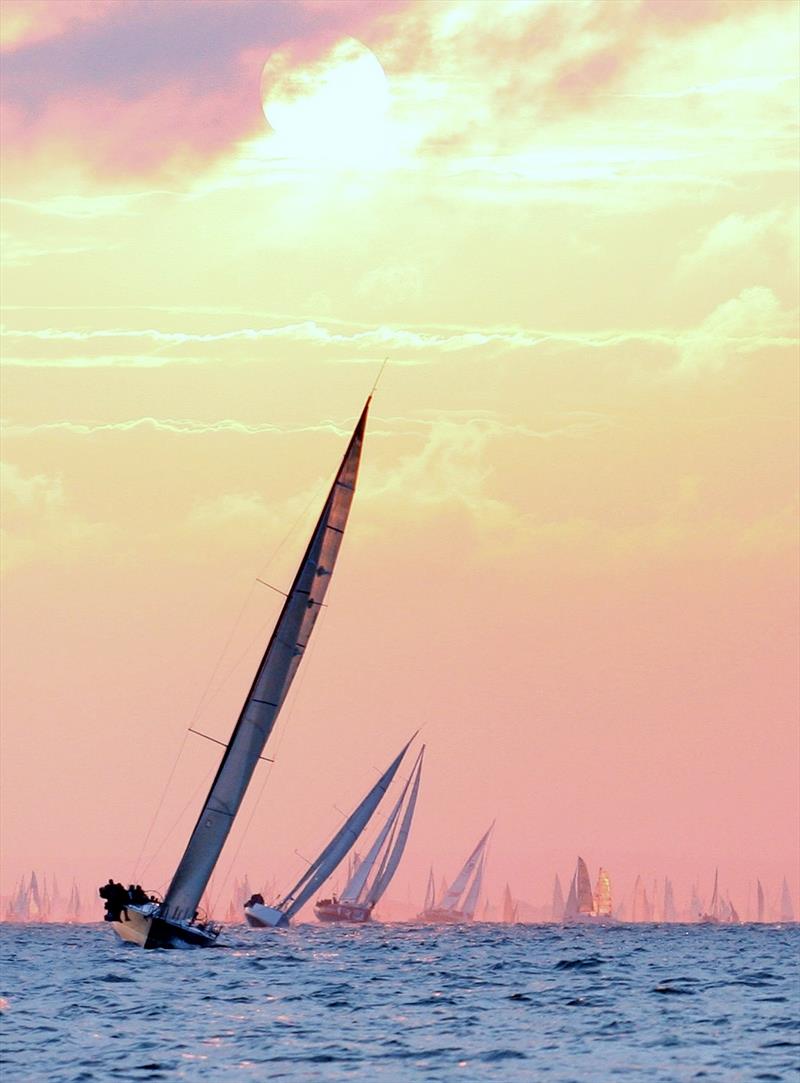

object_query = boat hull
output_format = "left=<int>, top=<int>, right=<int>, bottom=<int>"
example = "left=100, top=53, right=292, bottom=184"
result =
left=110, top=904, right=220, bottom=948
left=244, top=902, right=289, bottom=928
left=314, top=900, right=373, bottom=923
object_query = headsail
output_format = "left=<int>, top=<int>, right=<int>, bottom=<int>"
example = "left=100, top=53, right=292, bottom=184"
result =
left=277, top=737, right=414, bottom=921
left=576, top=857, right=594, bottom=915
left=462, top=854, right=485, bottom=920
left=163, top=401, right=370, bottom=922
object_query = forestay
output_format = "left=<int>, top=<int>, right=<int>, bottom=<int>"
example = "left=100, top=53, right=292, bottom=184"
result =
left=164, top=401, right=370, bottom=922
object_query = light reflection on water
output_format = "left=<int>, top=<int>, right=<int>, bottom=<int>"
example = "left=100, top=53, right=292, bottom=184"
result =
left=1, top=922, right=798, bottom=1081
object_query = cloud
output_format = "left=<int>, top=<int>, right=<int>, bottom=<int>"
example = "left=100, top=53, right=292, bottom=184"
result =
left=0, top=1, right=400, bottom=176
left=675, top=287, right=798, bottom=374
left=0, top=460, right=115, bottom=573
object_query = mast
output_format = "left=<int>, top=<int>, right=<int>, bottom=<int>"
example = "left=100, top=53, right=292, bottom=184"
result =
left=163, top=400, right=370, bottom=921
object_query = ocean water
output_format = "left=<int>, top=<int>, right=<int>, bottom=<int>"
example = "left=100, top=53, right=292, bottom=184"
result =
left=1, top=922, right=797, bottom=1081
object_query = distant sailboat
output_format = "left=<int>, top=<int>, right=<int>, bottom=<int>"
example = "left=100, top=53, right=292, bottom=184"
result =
left=502, top=884, right=518, bottom=924
left=314, top=746, right=425, bottom=923
left=780, top=878, right=795, bottom=922
left=756, top=879, right=765, bottom=922
left=104, top=399, right=371, bottom=948
left=245, top=738, right=416, bottom=927
left=663, top=878, right=677, bottom=922
left=423, top=867, right=436, bottom=912
left=66, top=881, right=82, bottom=923
left=698, top=869, right=738, bottom=924
left=417, top=825, right=493, bottom=923
left=551, top=874, right=565, bottom=922
left=595, top=868, right=612, bottom=918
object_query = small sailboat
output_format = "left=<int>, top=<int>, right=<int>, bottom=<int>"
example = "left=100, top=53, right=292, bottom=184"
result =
left=417, top=825, right=493, bottom=923
left=245, top=738, right=417, bottom=927
left=502, top=883, right=518, bottom=924
left=663, top=878, right=677, bottom=922
left=103, top=399, right=371, bottom=948
left=756, top=878, right=765, bottom=922
left=698, top=868, right=738, bottom=924
left=314, top=746, right=424, bottom=923
left=422, top=867, right=436, bottom=912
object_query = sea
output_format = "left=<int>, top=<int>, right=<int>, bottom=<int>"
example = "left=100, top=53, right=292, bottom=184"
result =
left=1, top=922, right=798, bottom=1082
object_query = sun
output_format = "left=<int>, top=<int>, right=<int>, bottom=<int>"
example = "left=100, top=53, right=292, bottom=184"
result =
left=261, top=38, right=392, bottom=166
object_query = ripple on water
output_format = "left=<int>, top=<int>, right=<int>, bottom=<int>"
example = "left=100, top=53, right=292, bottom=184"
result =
left=0, top=922, right=798, bottom=1082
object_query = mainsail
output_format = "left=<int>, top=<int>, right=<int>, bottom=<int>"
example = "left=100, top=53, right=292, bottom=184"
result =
left=756, top=879, right=765, bottom=922
left=274, top=738, right=414, bottom=922
left=462, top=854, right=485, bottom=920
left=663, top=878, right=677, bottom=922
left=502, top=884, right=516, bottom=924
left=576, top=857, right=594, bottom=915
left=163, top=401, right=370, bottom=922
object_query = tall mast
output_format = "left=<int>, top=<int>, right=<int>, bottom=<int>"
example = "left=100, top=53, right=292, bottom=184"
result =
left=164, top=400, right=370, bottom=921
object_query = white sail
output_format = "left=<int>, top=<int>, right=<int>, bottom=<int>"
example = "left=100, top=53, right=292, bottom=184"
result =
left=340, top=776, right=408, bottom=903
left=462, top=854, right=485, bottom=920
left=163, top=401, right=370, bottom=922
left=368, top=748, right=424, bottom=907
left=502, top=884, right=515, bottom=924
left=576, top=858, right=594, bottom=915
left=439, top=826, right=493, bottom=912
left=709, top=869, right=720, bottom=921
left=278, top=738, right=413, bottom=921
left=663, top=878, right=677, bottom=922
left=757, top=879, right=765, bottom=922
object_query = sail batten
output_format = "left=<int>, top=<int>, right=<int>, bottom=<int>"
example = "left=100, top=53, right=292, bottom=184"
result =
left=163, top=401, right=370, bottom=922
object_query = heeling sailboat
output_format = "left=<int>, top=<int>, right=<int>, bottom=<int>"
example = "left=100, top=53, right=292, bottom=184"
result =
left=416, top=824, right=493, bottom=923
left=107, top=399, right=371, bottom=949
left=315, top=746, right=425, bottom=923
left=244, top=738, right=417, bottom=928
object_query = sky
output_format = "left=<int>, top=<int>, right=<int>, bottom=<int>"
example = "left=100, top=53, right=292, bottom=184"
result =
left=1, top=0, right=798, bottom=920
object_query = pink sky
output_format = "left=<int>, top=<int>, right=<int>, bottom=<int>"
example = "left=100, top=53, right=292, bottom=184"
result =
left=1, top=0, right=798, bottom=919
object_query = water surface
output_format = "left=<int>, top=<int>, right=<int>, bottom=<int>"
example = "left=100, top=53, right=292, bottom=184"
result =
left=1, top=922, right=797, bottom=1081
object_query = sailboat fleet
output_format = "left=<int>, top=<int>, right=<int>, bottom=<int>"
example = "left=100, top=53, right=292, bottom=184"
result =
left=4, top=395, right=794, bottom=942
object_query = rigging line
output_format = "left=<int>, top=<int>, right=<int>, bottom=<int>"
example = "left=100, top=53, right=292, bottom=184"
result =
left=371, top=357, right=389, bottom=396
left=132, top=727, right=191, bottom=882
left=137, top=763, right=217, bottom=883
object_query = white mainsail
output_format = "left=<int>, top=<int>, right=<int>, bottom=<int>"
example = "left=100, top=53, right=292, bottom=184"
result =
left=367, top=747, right=424, bottom=907
left=439, top=826, right=493, bottom=912
left=163, top=401, right=370, bottom=923
left=273, top=738, right=414, bottom=923
left=462, top=854, right=485, bottom=920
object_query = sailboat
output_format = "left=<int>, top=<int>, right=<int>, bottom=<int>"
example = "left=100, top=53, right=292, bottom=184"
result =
left=698, top=868, right=738, bottom=924
left=417, top=825, right=493, bottom=923
left=502, top=884, right=518, bottom=924
left=422, top=867, right=436, bottom=912
left=551, top=874, right=565, bottom=922
left=314, top=746, right=424, bottom=923
left=104, top=399, right=371, bottom=948
left=663, top=878, right=677, bottom=922
left=244, top=738, right=416, bottom=927
left=563, top=857, right=598, bottom=923
left=756, top=878, right=765, bottom=922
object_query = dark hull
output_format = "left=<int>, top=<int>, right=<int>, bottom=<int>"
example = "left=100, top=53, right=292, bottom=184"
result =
left=314, top=901, right=373, bottom=923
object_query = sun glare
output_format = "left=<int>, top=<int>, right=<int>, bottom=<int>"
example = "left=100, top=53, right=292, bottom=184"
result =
left=261, top=38, right=393, bottom=168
